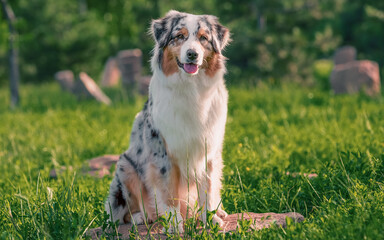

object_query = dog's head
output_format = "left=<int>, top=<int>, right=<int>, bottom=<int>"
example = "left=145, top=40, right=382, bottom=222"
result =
left=151, top=10, right=230, bottom=77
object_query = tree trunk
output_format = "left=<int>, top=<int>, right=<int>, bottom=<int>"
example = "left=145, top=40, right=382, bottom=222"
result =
left=1, top=0, right=20, bottom=108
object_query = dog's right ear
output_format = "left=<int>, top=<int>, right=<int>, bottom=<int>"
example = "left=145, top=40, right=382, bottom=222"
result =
left=151, top=10, right=181, bottom=48
left=151, top=17, right=167, bottom=47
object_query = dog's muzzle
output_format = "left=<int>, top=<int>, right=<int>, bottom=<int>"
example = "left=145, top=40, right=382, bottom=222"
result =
left=176, top=58, right=199, bottom=74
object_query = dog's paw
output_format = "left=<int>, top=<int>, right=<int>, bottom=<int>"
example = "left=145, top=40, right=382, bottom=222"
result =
left=216, top=209, right=228, bottom=219
left=212, top=214, right=225, bottom=228
left=162, top=212, right=184, bottom=234
left=201, top=212, right=225, bottom=228
left=131, top=212, right=145, bottom=225
left=162, top=220, right=184, bottom=234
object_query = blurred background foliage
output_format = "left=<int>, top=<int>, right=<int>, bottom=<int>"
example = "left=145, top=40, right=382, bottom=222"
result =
left=0, top=0, right=383, bottom=87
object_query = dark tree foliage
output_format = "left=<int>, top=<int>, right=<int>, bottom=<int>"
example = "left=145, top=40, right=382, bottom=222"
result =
left=0, top=0, right=383, bottom=85
left=4, top=0, right=108, bottom=83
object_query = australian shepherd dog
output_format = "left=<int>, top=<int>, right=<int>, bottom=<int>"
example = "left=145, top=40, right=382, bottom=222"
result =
left=105, top=10, right=230, bottom=232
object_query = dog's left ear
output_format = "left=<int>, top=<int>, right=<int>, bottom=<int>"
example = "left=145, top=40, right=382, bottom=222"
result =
left=211, top=17, right=230, bottom=53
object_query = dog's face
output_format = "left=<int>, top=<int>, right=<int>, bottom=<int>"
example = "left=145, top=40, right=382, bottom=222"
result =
left=151, top=10, right=230, bottom=77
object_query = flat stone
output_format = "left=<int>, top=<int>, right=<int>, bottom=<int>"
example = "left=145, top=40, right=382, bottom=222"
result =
left=49, top=155, right=119, bottom=179
left=330, top=60, right=381, bottom=96
left=87, top=212, right=304, bottom=239
left=73, top=72, right=112, bottom=105
left=87, top=154, right=120, bottom=178
left=54, top=70, right=74, bottom=92
left=333, top=46, right=356, bottom=65
left=101, top=57, right=121, bottom=87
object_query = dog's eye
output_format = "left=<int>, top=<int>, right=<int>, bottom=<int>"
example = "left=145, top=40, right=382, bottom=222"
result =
left=199, top=36, right=208, bottom=42
left=175, top=34, right=185, bottom=40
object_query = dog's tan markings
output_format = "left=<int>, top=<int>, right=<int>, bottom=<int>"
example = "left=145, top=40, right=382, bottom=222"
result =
left=161, top=136, right=176, bottom=162
left=147, top=163, right=171, bottom=205
left=204, top=52, right=222, bottom=77
left=170, top=28, right=188, bottom=47
left=168, top=163, right=181, bottom=207
left=124, top=172, right=155, bottom=222
left=162, top=47, right=179, bottom=76
left=177, top=28, right=188, bottom=39
left=197, top=29, right=208, bottom=40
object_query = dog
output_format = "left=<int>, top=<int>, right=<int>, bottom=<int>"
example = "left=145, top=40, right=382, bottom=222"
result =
left=105, top=10, right=230, bottom=232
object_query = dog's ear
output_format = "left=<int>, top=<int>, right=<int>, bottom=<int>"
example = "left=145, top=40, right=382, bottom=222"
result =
left=151, top=10, right=181, bottom=48
left=210, top=17, right=230, bottom=53
left=151, top=17, right=168, bottom=47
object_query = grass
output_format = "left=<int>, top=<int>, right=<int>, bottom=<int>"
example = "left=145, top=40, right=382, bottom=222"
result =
left=0, top=82, right=383, bottom=239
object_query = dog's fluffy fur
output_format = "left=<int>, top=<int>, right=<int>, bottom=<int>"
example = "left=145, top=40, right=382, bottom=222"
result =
left=105, top=10, right=230, bottom=232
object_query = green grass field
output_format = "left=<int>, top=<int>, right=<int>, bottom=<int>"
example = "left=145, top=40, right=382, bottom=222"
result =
left=0, top=83, right=383, bottom=239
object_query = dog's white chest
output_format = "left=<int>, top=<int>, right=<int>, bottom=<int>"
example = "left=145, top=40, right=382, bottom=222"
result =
left=150, top=76, right=228, bottom=170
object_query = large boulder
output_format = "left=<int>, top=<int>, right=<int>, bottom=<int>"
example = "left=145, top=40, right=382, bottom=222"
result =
left=117, top=49, right=143, bottom=91
left=330, top=60, right=381, bottom=96
left=333, top=46, right=357, bottom=65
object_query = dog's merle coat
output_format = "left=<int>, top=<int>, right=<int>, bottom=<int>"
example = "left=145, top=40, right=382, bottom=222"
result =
left=107, top=97, right=171, bottom=223
left=106, top=10, right=230, bottom=231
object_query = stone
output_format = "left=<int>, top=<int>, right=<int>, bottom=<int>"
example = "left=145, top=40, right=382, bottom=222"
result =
left=101, top=57, right=121, bottom=87
left=330, top=60, right=381, bottom=96
left=87, top=154, right=120, bottom=178
left=117, top=49, right=143, bottom=91
left=49, top=155, right=119, bottom=179
left=72, top=72, right=112, bottom=105
left=333, top=46, right=356, bottom=65
left=87, top=212, right=304, bottom=239
left=139, top=76, right=151, bottom=95
left=54, top=70, right=74, bottom=92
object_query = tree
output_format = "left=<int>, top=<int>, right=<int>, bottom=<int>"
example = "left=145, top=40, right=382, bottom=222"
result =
left=15, top=0, right=108, bottom=82
left=215, top=0, right=343, bottom=84
left=1, top=0, right=19, bottom=108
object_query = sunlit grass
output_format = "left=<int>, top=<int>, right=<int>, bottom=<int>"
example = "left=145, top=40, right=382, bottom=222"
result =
left=0, top=82, right=383, bottom=239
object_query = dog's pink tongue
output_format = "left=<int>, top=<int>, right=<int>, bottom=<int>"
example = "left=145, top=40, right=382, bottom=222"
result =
left=183, top=63, right=198, bottom=74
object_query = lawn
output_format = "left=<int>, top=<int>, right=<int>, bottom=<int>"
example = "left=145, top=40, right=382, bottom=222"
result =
left=0, top=82, right=383, bottom=239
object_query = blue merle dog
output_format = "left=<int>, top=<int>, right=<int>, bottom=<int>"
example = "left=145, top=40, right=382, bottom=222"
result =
left=105, top=10, right=230, bottom=232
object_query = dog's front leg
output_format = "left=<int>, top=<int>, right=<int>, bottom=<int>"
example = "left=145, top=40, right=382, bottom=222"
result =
left=207, top=158, right=228, bottom=220
left=152, top=188, right=184, bottom=233
left=147, top=163, right=184, bottom=233
left=198, top=160, right=227, bottom=227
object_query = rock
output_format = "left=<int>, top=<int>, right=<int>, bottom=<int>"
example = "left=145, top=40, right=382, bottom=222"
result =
left=101, top=57, right=121, bottom=87
left=49, top=155, right=119, bottom=179
left=72, top=72, right=112, bottom=105
left=87, top=154, right=120, bottom=178
left=117, top=49, right=143, bottom=91
left=333, top=46, right=356, bottom=65
left=87, top=212, right=304, bottom=239
left=139, top=76, right=151, bottom=95
left=330, top=60, right=381, bottom=96
left=54, top=70, right=74, bottom=92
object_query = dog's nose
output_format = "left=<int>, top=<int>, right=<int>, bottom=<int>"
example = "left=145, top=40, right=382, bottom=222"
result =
left=186, top=49, right=198, bottom=61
